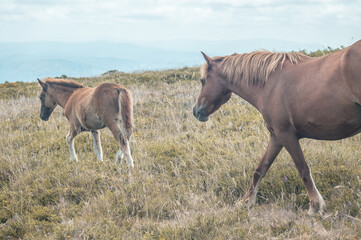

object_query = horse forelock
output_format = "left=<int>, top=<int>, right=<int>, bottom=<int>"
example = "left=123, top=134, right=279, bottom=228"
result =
left=200, top=63, right=208, bottom=79
left=200, top=56, right=226, bottom=79
left=44, top=78, right=84, bottom=89
left=202, top=51, right=308, bottom=87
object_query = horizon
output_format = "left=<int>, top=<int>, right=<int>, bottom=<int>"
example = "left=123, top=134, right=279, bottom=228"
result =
left=0, top=38, right=355, bottom=83
left=0, top=38, right=343, bottom=83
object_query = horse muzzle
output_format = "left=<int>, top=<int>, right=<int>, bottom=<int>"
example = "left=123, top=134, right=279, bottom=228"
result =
left=40, top=113, right=50, bottom=121
left=193, top=105, right=209, bottom=122
left=40, top=107, right=53, bottom=121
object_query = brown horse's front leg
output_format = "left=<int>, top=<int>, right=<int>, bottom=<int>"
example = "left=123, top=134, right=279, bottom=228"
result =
left=91, top=130, right=103, bottom=161
left=66, top=126, right=79, bottom=162
left=277, top=132, right=325, bottom=215
left=243, top=133, right=282, bottom=208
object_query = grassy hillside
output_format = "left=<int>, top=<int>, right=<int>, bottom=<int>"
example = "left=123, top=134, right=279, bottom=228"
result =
left=0, top=54, right=360, bottom=239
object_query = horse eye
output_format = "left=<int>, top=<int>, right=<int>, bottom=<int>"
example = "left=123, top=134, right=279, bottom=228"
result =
left=200, top=78, right=205, bottom=85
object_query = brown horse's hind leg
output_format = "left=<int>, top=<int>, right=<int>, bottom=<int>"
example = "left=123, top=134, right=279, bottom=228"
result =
left=277, top=132, right=325, bottom=215
left=91, top=130, right=103, bottom=161
left=243, top=133, right=282, bottom=208
left=118, top=137, right=134, bottom=167
left=107, top=123, right=134, bottom=167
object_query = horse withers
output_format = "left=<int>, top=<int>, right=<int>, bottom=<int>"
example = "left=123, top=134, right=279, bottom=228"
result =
left=193, top=40, right=361, bottom=215
left=38, top=78, right=134, bottom=167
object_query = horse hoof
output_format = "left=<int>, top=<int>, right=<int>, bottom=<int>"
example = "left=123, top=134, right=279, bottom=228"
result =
left=307, top=199, right=326, bottom=216
left=242, top=195, right=257, bottom=209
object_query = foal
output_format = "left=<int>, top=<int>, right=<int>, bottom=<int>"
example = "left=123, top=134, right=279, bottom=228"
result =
left=38, top=77, right=134, bottom=167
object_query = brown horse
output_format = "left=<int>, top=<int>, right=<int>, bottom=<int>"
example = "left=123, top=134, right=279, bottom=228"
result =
left=38, top=78, right=134, bottom=167
left=193, top=40, right=361, bottom=215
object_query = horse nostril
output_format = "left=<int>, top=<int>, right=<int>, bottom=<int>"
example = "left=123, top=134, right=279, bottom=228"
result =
left=193, top=106, right=197, bottom=117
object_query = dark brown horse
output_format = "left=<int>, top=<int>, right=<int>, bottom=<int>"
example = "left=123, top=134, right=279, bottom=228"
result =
left=38, top=78, right=134, bottom=167
left=193, top=40, right=361, bottom=215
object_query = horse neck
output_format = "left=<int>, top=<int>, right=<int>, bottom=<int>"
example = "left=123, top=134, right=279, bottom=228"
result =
left=48, top=86, right=77, bottom=108
left=227, top=80, right=264, bottom=111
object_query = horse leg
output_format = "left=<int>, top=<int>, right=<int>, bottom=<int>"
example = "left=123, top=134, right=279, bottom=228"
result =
left=115, top=149, right=124, bottom=165
left=91, top=130, right=103, bottom=161
left=278, top=132, right=325, bottom=215
left=66, top=128, right=78, bottom=162
left=243, top=133, right=283, bottom=208
left=120, top=137, right=134, bottom=167
left=108, top=124, right=134, bottom=167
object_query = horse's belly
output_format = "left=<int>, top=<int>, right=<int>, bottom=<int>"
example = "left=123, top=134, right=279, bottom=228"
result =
left=81, top=111, right=105, bottom=130
left=296, top=113, right=361, bottom=140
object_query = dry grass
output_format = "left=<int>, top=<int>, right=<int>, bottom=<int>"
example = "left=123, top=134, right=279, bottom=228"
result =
left=0, top=66, right=360, bottom=239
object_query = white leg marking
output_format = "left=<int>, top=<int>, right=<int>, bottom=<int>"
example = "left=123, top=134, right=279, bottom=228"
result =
left=115, top=149, right=124, bottom=165
left=66, top=134, right=78, bottom=162
left=92, top=131, right=103, bottom=161
left=123, top=140, right=134, bottom=168
left=307, top=174, right=326, bottom=215
left=243, top=183, right=260, bottom=208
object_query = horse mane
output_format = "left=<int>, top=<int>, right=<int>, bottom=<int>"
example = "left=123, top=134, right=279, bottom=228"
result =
left=202, top=51, right=309, bottom=86
left=44, top=78, right=84, bottom=89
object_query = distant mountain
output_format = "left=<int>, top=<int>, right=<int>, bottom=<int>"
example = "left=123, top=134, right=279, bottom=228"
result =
left=0, top=39, right=324, bottom=83
left=0, top=42, right=201, bottom=83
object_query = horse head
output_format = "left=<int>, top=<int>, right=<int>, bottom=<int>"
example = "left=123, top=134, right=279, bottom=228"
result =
left=193, top=52, right=232, bottom=122
left=38, top=78, right=57, bottom=121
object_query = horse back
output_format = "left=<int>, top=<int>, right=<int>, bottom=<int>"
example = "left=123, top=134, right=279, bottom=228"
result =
left=262, top=46, right=361, bottom=140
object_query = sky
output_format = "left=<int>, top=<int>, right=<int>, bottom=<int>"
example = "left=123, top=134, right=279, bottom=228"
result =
left=1, top=0, right=361, bottom=47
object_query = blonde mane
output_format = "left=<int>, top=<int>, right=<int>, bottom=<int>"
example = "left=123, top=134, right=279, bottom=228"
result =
left=44, top=78, right=84, bottom=89
left=202, top=51, right=309, bottom=86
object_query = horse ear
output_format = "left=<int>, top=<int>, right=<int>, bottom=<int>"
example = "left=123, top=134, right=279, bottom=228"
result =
left=37, top=78, right=48, bottom=91
left=201, top=51, right=213, bottom=66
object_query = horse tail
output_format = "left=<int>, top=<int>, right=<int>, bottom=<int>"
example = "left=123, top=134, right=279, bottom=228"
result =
left=117, top=88, right=133, bottom=138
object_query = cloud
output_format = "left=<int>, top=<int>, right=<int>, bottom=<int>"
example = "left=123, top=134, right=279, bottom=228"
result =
left=1, top=0, right=360, bottom=25
left=0, top=0, right=360, bottom=45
